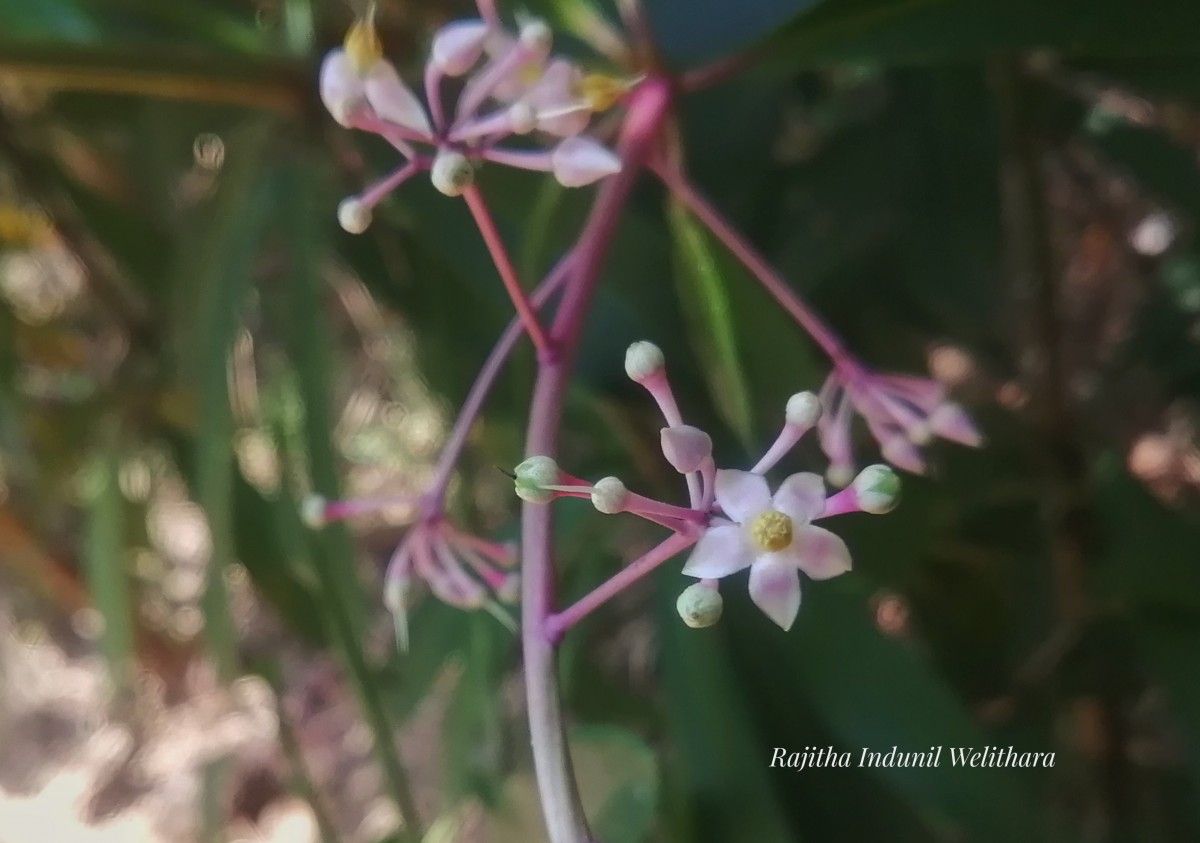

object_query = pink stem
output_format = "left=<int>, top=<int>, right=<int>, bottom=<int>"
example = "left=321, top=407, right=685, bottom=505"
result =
left=545, top=530, right=698, bottom=641
left=462, top=185, right=554, bottom=358
left=521, top=76, right=671, bottom=843
left=651, top=160, right=860, bottom=370
left=358, top=160, right=424, bottom=209
left=819, top=487, right=862, bottom=518
left=424, top=252, right=575, bottom=511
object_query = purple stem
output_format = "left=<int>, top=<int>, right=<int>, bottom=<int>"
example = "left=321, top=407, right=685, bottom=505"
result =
left=521, top=76, right=671, bottom=843
left=545, top=530, right=698, bottom=641
left=423, top=252, right=575, bottom=513
left=651, top=161, right=862, bottom=373
left=462, top=184, right=554, bottom=357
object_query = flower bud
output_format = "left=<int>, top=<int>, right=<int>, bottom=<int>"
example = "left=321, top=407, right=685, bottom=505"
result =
left=430, top=150, right=474, bottom=197
left=852, top=464, right=901, bottom=514
left=518, top=18, right=552, bottom=54
left=624, top=340, right=664, bottom=383
left=495, top=573, right=521, bottom=604
left=507, top=101, right=537, bottom=135
left=513, top=455, right=559, bottom=503
left=785, top=391, right=821, bottom=428
left=300, top=494, right=327, bottom=529
left=551, top=137, right=621, bottom=187
left=590, top=476, right=628, bottom=514
left=384, top=574, right=410, bottom=651
left=676, top=582, right=723, bottom=628
left=661, top=425, right=713, bottom=474
left=826, top=464, right=854, bottom=489
left=319, top=50, right=365, bottom=127
left=928, top=402, right=983, bottom=447
left=337, top=197, right=371, bottom=234
left=881, top=434, right=926, bottom=475
left=431, top=19, right=489, bottom=76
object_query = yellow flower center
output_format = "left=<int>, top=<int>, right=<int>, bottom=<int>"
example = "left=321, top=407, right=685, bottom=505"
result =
left=749, top=511, right=793, bottom=553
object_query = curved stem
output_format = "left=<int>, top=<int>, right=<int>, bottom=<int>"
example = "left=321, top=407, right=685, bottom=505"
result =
left=650, top=160, right=856, bottom=366
left=521, top=76, right=672, bottom=843
left=545, top=530, right=697, bottom=642
left=463, top=184, right=553, bottom=356
left=425, top=252, right=575, bottom=510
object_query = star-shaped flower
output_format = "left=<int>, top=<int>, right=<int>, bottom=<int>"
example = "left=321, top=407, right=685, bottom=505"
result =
left=681, top=470, right=851, bottom=630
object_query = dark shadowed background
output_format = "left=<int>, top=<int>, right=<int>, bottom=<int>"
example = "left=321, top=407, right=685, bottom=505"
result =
left=1, top=1, right=1200, bottom=841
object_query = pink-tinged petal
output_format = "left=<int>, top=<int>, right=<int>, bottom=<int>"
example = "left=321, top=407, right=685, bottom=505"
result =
left=319, top=49, right=365, bottom=127
left=790, top=525, right=851, bottom=580
left=660, top=425, right=713, bottom=474
left=928, top=402, right=983, bottom=447
left=681, top=524, right=753, bottom=579
left=772, top=472, right=826, bottom=524
left=364, top=60, right=432, bottom=136
left=881, top=434, right=926, bottom=474
left=528, top=59, right=589, bottom=136
left=748, top=557, right=802, bottom=630
left=714, top=469, right=771, bottom=524
left=431, top=19, right=490, bottom=76
left=551, top=137, right=621, bottom=187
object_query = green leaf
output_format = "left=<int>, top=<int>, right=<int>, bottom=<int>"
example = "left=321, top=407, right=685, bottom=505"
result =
left=667, top=196, right=756, bottom=451
left=183, top=118, right=275, bottom=680
left=82, top=441, right=135, bottom=691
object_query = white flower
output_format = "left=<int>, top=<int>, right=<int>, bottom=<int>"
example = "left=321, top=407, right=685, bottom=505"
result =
left=551, top=136, right=621, bottom=187
left=682, top=469, right=851, bottom=630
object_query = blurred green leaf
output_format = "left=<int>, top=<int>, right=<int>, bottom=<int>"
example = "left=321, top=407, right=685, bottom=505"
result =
left=667, top=195, right=756, bottom=451
left=82, top=441, right=135, bottom=690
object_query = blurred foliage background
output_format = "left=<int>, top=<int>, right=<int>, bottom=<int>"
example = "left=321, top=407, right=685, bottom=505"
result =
left=2, top=0, right=1200, bottom=842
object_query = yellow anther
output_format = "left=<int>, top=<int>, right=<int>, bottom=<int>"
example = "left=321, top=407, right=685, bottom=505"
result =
left=749, top=511, right=794, bottom=553
left=578, top=73, right=627, bottom=112
left=0, top=205, right=53, bottom=247
left=344, top=8, right=383, bottom=74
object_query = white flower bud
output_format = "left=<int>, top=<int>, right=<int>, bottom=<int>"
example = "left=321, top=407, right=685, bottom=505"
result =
left=337, top=197, right=371, bottom=234
left=624, top=340, right=664, bottom=382
left=518, top=18, right=552, bottom=54
left=826, top=464, right=854, bottom=489
left=496, top=573, right=521, bottom=604
left=676, top=582, right=723, bottom=628
left=431, top=20, right=489, bottom=76
left=785, top=391, right=821, bottom=428
left=852, top=464, right=901, bottom=514
left=514, top=455, right=559, bottom=503
left=430, top=150, right=474, bottom=197
left=508, top=101, right=537, bottom=135
left=590, top=476, right=628, bottom=514
left=300, top=494, right=327, bottom=529
left=661, top=425, right=713, bottom=474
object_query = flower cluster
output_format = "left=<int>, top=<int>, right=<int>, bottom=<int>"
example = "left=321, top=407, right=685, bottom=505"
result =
left=320, top=11, right=630, bottom=233
left=302, top=494, right=518, bottom=649
left=515, top=341, right=903, bottom=633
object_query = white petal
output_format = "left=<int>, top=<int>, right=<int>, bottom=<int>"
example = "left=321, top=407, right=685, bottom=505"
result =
left=319, top=49, right=365, bottom=127
left=748, top=557, right=802, bottom=630
left=772, top=472, right=825, bottom=524
left=431, top=20, right=490, bottom=76
left=681, top=524, right=753, bottom=579
left=364, top=60, right=433, bottom=136
left=714, top=469, right=770, bottom=524
left=791, top=525, right=851, bottom=580
left=660, top=425, right=713, bottom=474
left=551, top=136, right=621, bottom=187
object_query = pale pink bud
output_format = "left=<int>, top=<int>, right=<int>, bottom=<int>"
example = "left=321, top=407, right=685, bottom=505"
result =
left=661, top=425, right=713, bottom=474
left=785, top=391, right=821, bottom=428
left=430, top=150, right=474, bottom=196
left=881, top=434, right=926, bottom=475
left=928, top=402, right=983, bottom=447
left=624, top=341, right=664, bottom=382
left=852, top=464, right=901, bottom=514
left=319, top=49, right=365, bottom=127
left=507, top=101, right=537, bottom=135
left=551, top=137, right=621, bottom=187
left=676, top=582, right=723, bottom=628
left=364, top=60, right=433, bottom=136
left=431, top=20, right=490, bottom=76
left=590, top=476, right=628, bottom=514
left=300, top=494, right=327, bottom=529
left=337, top=198, right=371, bottom=234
